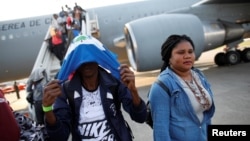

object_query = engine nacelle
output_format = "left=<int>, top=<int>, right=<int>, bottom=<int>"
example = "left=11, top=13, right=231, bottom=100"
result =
left=124, top=14, right=246, bottom=72
left=202, top=20, right=245, bottom=51
left=124, top=14, right=205, bottom=71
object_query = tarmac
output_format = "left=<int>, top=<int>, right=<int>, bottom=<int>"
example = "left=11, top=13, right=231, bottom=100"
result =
left=5, top=45, right=250, bottom=141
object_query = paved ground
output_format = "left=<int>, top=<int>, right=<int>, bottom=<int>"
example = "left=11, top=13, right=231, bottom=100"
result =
left=5, top=43, right=250, bottom=141
left=134, top=64, right=250, bottom=139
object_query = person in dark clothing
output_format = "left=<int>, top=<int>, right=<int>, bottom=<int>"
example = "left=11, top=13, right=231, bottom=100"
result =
left=13, top=81, right=20, bottom=99
left=42, top=34, right=147, bottom=141
left=53, top=28, right=66, bottom=59
left=26, top=68, right=50, bottom=125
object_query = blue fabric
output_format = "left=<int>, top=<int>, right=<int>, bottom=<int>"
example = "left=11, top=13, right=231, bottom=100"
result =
left=149, top=67, right=215, bottom=141
left=72, top=29, right=80, bottom=37
left=57, top=34, right=120, bottom=81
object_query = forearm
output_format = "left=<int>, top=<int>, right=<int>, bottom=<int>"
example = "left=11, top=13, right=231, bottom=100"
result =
left=44, top=108, right=72, bottom=141
left=44, top=111, right=57, bottom=125
left=130, top=87, right=141, bottom=107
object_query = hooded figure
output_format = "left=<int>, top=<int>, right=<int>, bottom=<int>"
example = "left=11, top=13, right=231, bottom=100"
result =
left=26, top=68, right=50, bottom=124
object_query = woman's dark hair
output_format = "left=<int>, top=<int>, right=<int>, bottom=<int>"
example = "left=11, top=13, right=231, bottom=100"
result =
left=160, top=34, right=195, bottom=72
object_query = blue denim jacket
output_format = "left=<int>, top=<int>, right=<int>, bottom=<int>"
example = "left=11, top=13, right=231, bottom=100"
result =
left=45, top=68, right=147, bottom=141
left=149, top=67, right=215, bottom=141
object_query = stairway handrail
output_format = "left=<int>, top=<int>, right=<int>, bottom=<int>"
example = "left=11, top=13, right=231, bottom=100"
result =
left=31, top=25, right=52, bottom=73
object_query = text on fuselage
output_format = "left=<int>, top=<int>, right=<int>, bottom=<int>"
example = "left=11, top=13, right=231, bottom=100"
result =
left=0, top=18, right=52, bottom=31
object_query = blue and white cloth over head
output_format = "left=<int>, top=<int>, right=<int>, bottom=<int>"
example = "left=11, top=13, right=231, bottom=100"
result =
left=57, top=34, right=121, bottom=81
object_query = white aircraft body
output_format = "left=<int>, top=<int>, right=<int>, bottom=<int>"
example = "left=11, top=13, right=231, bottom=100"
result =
left=1, top=0, right=250, bottom=83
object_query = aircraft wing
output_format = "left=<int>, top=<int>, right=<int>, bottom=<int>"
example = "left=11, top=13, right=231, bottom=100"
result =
left=193, top=0, right=250, bottom=5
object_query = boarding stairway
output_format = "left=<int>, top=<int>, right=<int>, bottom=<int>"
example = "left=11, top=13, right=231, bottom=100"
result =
left=31, top=12, right=100, bottom=79
left=30, top=25, right=61, bottom=80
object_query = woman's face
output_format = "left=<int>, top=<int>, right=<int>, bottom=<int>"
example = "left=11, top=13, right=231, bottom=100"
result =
left=169, top=41, right=195, bottom=72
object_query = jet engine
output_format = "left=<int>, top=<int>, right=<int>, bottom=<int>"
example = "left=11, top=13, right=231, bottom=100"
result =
left=124, top=14, right=205, bottom=71
left=124, top=14, right=247, bottom=72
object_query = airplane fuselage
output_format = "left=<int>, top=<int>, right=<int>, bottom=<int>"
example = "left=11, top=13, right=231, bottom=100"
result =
left=0, top=0, right=198, bottom=83
left=0, top=15, right=52, bottom=83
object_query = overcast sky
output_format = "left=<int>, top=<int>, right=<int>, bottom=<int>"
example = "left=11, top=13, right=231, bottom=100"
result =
left=0, top=0, right=141, bottom=21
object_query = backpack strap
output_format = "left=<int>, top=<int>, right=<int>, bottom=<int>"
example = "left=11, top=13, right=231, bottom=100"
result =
left=62, top=80, right=76, bottom=130
left=155, top=79, right=170, bottom=96
left=145, top=79, right=170, bottom=128
left=108, top=85, right=121, bottom=110
left=107, top=84, right=134, bottom=139
left=147, top=79, right=170, bottom=99
left=62, top=81, right=75, bottom=114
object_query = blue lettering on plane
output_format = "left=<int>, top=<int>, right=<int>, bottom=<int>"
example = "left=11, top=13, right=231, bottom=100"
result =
left=30, top=19, right=41, bottom=27
left=45, top=18, right=52, bottom=24
left=0, top=18, right=52, bottom=31
left=1, top=22, right=25, bottom=31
